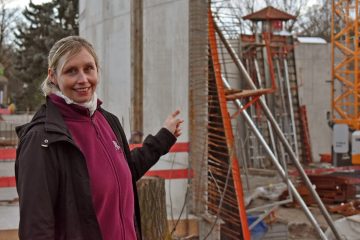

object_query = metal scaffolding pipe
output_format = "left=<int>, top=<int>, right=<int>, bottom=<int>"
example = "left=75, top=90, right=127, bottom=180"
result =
left=254, top=59, right=278, bottom=160
left=214, top=22, right=340, bottom=240
left=283, top=58, right=300, bottom=159
left=222, top=78, right=327, bottom=240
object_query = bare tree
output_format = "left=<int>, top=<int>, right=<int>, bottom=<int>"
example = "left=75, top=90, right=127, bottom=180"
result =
left=295, top=0, right=332, bottom=41
left=0, top=0, right=19, bottom=59
left=0, top=0, right=20, bottom=105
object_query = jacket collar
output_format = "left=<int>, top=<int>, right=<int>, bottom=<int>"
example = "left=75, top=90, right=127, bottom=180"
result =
left=15, top=98, right=72, bottom=147
left=17, top=97, right=106, bottom=147
left=44, top=97, right=72, bottom=138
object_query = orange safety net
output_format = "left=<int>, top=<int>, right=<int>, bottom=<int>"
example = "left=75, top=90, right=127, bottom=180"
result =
left=207, top=7, right=251, bottom=240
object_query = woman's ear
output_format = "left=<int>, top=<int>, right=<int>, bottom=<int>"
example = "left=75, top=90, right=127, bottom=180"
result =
left=48, top=68, right=57, bottom=85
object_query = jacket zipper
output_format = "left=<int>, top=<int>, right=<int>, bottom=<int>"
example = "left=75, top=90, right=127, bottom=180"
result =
left=60, top=139, right=100, bottom=228
left=60, top=132, right=127, bottom=240
left=47, top=134, right=105, bottom=238
left=90, top=115, right=126, bottom=240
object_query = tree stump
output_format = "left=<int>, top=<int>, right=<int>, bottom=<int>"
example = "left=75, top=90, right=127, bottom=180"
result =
left=136, top=176, right=171, bottom=240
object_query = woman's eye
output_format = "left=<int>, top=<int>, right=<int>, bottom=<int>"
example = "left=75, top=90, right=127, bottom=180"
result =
left=84, top=65, right=95, bottom=73
left=66, top=68, right=77, bottom=75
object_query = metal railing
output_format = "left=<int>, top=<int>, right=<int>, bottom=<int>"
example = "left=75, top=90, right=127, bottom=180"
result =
left=0, top=114, right=34, bottom=146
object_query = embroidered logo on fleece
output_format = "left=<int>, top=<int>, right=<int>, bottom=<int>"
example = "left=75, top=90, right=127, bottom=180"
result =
left=112, top=140, right=121, bottom=151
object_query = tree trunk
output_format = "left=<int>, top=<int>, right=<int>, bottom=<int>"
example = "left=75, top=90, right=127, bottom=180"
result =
left=136, top=176, right=171, bottom=240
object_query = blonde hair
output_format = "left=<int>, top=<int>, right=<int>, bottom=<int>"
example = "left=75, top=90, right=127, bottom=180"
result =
left=41, top=36, right=99, bottom=96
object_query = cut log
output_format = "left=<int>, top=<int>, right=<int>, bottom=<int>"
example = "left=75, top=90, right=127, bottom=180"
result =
left=137, top=176, right=171, bottom=240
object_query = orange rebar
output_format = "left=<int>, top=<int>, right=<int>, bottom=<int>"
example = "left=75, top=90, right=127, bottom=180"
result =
left=231, top=95, right=261, bottom=119
left=208, top=8, right=251, bottom=240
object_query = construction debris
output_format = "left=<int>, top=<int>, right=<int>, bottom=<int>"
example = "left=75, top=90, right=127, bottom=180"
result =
left=296, top=171, right=360, bottom=205
left=328, top=200, right=360, bottom=216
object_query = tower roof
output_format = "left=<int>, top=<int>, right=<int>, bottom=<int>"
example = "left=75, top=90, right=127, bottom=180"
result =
left=243, top=6, right=296, bottom=21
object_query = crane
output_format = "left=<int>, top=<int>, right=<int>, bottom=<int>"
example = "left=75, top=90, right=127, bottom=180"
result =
left=331, top=0, right=360, bottom=165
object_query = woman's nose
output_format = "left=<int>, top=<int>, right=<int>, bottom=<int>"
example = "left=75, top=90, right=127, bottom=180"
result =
left=77, top=71, right=89, bottom=83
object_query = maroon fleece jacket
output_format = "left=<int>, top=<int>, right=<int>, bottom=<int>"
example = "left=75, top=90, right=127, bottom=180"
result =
left=50, top=94, right=136, bottom=240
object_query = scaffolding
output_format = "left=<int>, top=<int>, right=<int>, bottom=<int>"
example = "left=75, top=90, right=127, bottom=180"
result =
left=190, top=1, right=341, bottom=239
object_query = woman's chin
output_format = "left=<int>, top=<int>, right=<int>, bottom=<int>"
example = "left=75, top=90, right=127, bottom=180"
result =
left=73, top=92, right=94, bottom=103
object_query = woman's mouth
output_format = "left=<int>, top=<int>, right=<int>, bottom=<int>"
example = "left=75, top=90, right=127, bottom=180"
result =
left=75, top=87, right=90, bottom=93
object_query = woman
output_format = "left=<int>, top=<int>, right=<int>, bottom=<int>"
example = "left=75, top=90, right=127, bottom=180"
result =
left=15, top=36, right=183, bottom=240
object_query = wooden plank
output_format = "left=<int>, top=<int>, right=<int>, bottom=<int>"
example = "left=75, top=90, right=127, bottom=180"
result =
left=130, top=142, right=189, bottom=152
left=0, top=143, right=189, bottom=162
left=0, top=168, right=194, bottom=189
left=0, top=177, right=16, bottom=188
left=145, top=169, right=193, bottom=179
left=225, top=88, right=271, bottom=100
left=0, top=230, right=18, bottom=240
left=0, top=148, right=16, bottom=160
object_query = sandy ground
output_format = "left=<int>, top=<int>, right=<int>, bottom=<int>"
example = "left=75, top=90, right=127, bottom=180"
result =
left=277, top=206, right=343, bottom=240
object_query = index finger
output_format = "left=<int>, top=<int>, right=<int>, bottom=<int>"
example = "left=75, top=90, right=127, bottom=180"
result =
left=172, top=109, right=180, bottom=117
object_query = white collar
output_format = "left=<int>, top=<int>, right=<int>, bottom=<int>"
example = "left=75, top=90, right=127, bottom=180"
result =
left=54, top=91, right=98, bottom=116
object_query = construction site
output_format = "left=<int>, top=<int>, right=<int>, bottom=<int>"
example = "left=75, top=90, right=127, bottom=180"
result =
left=1, top=0, right=360, bottom=239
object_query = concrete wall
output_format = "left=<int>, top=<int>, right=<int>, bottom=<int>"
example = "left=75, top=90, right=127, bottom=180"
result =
left=143, top=0, right=189, bottom=220
left=79, top=0, right=132, bottom=131
left=79, top=0, right=189, bottom=221
left=294, top=43, right=332, bottom=162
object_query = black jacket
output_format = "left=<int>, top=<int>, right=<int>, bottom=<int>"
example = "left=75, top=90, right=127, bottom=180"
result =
left=15, top=98, right=176, bottom=240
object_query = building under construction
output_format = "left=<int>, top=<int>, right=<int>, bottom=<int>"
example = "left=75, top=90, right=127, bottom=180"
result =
left=1, top=0, right=360, bottom=239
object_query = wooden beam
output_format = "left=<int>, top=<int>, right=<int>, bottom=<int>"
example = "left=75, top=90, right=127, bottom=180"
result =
left=225, top=88, right=271, bottom=100
left=130, top=0, right=143, bottom=143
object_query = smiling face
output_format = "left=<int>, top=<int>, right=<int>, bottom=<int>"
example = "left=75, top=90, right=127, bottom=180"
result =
left=49, top=47, right=98, bottom=103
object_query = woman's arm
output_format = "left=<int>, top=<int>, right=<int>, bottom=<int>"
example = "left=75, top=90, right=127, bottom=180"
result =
left=15, top=131, right=59, bottom=240
left=100, top=108, right=183, bottom=181
left=130, top=127, right=177, bottom=180
left=130, top=110, right=183, bottom=180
